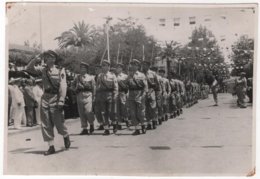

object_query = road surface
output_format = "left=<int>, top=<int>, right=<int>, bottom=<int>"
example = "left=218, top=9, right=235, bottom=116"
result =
left=5, top=93, right=254, bottom=176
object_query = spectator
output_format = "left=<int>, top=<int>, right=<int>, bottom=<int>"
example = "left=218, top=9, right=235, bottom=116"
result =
left=9, top=78, right=26, bottom=129
left=33, top=79, right=43, bottom=125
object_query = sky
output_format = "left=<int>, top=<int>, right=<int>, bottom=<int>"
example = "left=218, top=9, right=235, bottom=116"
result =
left=6, top=3, right=257, bottom=63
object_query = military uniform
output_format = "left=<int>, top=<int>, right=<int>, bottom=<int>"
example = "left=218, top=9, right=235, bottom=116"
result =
left=116, top=68, right=128, bottom=128
left=26, top=50, right=70, bottom=155
left=72, top=63, right=96, bottom=134
left=144, top=69, right=161, bottom=129
left=235, top=74, right=247, bottom=108
left=156, top=74, right=164, bottom=124
left=96, top=60, right=118, bottom=135
left=127, top=60, right=148, bottom=135
left=162, top=77, right=171, bottom=120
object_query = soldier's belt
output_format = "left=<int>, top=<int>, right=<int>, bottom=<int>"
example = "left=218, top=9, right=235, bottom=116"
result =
left=99, top=88, right=114, bottom=92
left=45, top=89, right=58, bottom=94
left=77, top=89, right=93, bottom=93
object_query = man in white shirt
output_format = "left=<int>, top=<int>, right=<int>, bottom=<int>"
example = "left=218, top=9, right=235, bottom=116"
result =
left=9, top=78, right=26, bottom=129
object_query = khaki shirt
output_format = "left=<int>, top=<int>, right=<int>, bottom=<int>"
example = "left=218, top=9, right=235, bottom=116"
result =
left=96, top=71, right=118, bottom=99
left=128, top=71, right=148, bottom=102
left=26, top=60, right=67, bottom=103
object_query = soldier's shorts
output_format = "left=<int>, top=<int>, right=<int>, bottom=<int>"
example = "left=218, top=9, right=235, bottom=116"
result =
left=40, top=93, right=68, bottom=142
left=99, top=92, right=114, bottom=126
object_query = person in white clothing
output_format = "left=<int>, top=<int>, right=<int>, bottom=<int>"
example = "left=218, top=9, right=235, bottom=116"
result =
left=33, top=79, right=44, bottom=125
left=9, top=78, right=26, bottom=129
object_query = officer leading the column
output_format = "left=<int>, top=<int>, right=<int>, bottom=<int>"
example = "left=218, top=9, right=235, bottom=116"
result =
left=26, top=50, right=70, bottom=155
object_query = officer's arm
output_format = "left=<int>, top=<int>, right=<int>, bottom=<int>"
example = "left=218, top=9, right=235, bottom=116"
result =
left=26, top=56, right=44, bottom=75
left=113, top=75, right=118, bottom=100
left=92, top=77, right=96, bottom=100
left=167, top=80, right=172, bottom=96
left=58, top=68, right=67, bottom=104
left=143, top=75, right=148, bottom=95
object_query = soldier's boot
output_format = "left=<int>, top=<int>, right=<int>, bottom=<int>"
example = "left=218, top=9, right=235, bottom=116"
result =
left=117, top=124, right=122, bottom=130
left=89, top=125, right=94, bottom=134
left=152, top=121, right=157, bottom=129
left=173, top=111, right=176, bottom=118
left=103, top=130, right=110, bottom=136
left=44, top=145, right=55, bottom=156
left=132, top=130, right=140, bottom=136
left=125, top=120, right=130, bottom=127
left=177, top=110, right=180, bottom=116
left=180, top=108, right=183, bottom=114
left=165, top=115, right=168, bottom=121
left=113, top=124, right=118, bottom=134
left=158, top=118, right=162, bottom=125
left=141, top=125, right=146, bottom=134
left=161, top=116, right=165, bottom=122
left=80, top=129, right=89, bottom=135
left=146, top=124, right=152, bottom=130
left=97, top=125, right=104, bottom=130
left=64, top=136, right=71, bottom=149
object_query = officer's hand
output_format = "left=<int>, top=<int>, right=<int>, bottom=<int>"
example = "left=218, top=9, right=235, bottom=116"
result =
left=57, top=101, right=64, bottom=110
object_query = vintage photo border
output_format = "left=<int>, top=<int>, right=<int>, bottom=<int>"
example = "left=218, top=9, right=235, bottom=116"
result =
left=1, top=0, right=259, bottom=178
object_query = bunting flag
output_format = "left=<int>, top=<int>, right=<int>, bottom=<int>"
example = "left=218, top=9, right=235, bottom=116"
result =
left=189, top=16, right=196, bottom=25
left=159, top=18, right=166, bottom=26
left=173, top=17, right=180, bottom=26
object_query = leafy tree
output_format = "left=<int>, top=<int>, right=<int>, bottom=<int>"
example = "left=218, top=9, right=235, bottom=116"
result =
left=231, top=35, right=254, bottom=77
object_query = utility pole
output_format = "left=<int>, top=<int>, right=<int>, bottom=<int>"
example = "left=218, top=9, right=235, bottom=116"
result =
left=116, top=43, right=120, bottom=64
left=104, top=16, right=112, bottom=63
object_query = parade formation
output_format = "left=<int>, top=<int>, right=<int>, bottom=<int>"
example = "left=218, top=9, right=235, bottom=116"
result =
left=6, top=4, right=254, bottom=160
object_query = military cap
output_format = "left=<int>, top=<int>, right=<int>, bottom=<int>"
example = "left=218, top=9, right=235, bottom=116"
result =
left=130, top=59, right=141, bottom=66
left=142, top=60, right=151, bottom=66
left=116, top=63, right=124, bottom=68
left=35, top=79, right=42, bottom=83
left=42, top=50, right=58, bottom=59
left=80, top=62, right=89, bottom=68
left=158, top=69, right=165, bottom=73
left=150, top=66, right=158, bottom=71
left=101, top=59, right=111, bottom=66
left=240, top=72, right=246, bottom=76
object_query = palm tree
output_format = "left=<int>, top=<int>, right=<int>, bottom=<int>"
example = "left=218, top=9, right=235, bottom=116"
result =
left=55, top=21, right=96, bottom=49
left=160, top=40, right=180, bottom=78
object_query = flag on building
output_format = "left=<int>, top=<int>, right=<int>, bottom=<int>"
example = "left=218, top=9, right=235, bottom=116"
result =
left=189, top=16, right=196, bottom=24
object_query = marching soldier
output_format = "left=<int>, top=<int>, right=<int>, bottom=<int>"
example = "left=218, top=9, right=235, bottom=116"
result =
left=115, top=63, right=129, bottom=130
left=96, top=60, right=118, bottom=135
left=94, top=64, right=104, bottom=130
left=211, top=76, right=219, bottom=106
left=142, top=61, right=161, bottom=130
left=235, top=72, right=247, bottom=108
left=26, top=50, right=70, bottom=155
left=151, top=66, right=164, bottom=125
left=127, top=59, right=148, bottom=135
left=185, top=78, right=193, bottom=107
left=71, top=62, right=96, bottom=135
left=158, top=69, right=171, bottom=121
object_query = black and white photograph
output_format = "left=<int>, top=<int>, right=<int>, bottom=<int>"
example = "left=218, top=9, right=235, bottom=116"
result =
left=3, top=1, right=258, bottom=176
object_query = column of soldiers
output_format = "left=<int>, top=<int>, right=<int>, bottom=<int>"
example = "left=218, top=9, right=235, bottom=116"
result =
left=25, top=50, right=203, bottom=155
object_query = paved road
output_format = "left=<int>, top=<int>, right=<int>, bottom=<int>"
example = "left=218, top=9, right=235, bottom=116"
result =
left=5, top=93, right=254, bottom=176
